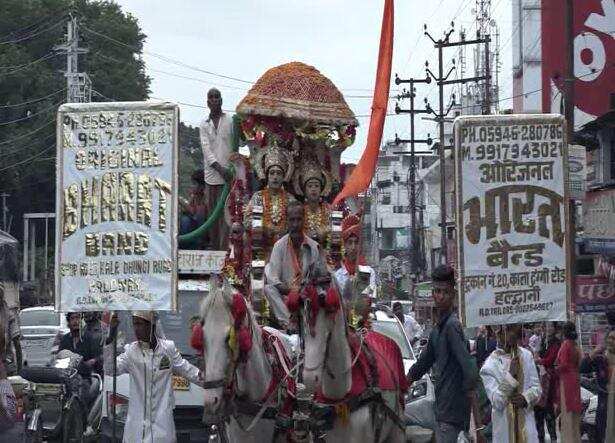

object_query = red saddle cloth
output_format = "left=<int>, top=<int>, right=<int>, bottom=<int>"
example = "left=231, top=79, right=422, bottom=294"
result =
left=316, top=330, right=408, bottom=405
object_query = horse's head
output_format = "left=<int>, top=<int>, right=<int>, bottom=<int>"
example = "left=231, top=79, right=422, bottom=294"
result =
left=200, top=283, right=252, bottom=416
left=290, top=285, right=346, bottom=394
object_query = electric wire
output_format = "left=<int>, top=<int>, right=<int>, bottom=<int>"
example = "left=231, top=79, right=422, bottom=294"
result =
left=0, top=15, right=60, bottom=40
left=0, top=131, right=56, bottom=159
left=0, top=120, right=55, bottom=146
left=84, top=26, right=396, bottom=95
left=0, top=144, right=54, bottom=173
left=95, top=52, right=395, bottom=100
left=0, top=19, right=65, bottom=45
left=82, top=26, right=253, bottom=84
left=0, top=88, right=65, bottom=108
left=0, top=52, right=60, bottom=76
left=0, top=101, right=62, bottom=126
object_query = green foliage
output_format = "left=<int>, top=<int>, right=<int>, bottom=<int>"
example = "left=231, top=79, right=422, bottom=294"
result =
left=0, top=0, right=150, bottom=241
left=178, top=122, right=203, bottom=199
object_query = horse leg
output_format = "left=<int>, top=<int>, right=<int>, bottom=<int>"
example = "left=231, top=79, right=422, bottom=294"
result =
left=324, top=406, right=375, bottom=443
left=381, top=419, right=405, bottom=443
left=227, top=416, right=277, bottom=443
left=378, top=404, right=406, bottom=443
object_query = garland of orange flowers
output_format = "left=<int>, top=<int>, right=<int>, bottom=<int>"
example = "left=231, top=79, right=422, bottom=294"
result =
left=262, top=188, right=288, bottom=233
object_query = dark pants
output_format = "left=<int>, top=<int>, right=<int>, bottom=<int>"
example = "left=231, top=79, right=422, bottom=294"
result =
left=595, top=393, right=607, bottom=443
left=435, top=421, right=463, bottom=443
left=534, top=405, right=557, bottom=442
left=180, top=214, right=205, bottom=235
left=204, top=184, right=228, bottom=250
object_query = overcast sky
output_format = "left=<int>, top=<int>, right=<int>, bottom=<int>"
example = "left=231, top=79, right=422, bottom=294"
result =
left=113, top=0, right=512, bottom=163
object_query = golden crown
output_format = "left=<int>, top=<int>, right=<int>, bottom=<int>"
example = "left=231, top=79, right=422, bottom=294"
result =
left=264, top=145, right=289, bottom=174
left=293, top=160, right=332, bottom=197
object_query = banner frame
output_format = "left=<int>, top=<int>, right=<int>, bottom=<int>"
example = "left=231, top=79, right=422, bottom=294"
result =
left=454, top=113, right=572, bottom=326
left=54, top=101, right=179, bottom=312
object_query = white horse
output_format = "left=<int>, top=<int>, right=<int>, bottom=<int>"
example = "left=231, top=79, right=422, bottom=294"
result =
left=200, top=283, right=293, bottom=442
left=298, top=287, right=405, bottom=443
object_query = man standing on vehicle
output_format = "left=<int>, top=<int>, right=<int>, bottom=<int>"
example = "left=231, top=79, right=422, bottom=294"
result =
left=406, top=265, right=483, bottom=443
left=200, top=87, right=234, bottom=250
left=105, top=311, right=203, bottom=443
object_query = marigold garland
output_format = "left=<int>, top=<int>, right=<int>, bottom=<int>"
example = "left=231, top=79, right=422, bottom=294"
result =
left=262, top=188, right=288, bottom=232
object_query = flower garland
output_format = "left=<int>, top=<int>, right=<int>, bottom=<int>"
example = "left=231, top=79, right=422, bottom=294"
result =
left=240, top=114, right=356, bottom=149
left=304, top=204, right=328, bottom=236
left=262, top=188, right=288, bottom=232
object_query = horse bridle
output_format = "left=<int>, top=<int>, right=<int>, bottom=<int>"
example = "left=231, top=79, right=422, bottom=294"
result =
left=201, top=292, right=248, bottom=419
left=300, top=296, right=365, bottom=377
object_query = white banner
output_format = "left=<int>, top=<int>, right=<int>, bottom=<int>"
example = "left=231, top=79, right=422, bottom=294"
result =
left=177, top=250, right=226, bottom=274
left=55, top=102, right=179, bottom=312
left=454, top=114, right=571, bottom=327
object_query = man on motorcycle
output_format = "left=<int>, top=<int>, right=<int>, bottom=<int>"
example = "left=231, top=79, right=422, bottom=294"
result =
left=105, top=311, right=203, bottom=443
left=58, top=312, right=102, bottom=374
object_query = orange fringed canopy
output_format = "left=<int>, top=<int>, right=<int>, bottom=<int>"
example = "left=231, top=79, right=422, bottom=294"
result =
left=236, top=62, right=358, bottom=127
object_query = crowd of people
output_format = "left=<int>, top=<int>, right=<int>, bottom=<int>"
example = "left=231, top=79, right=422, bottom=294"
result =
left=401, top=269, right=615, bottom=443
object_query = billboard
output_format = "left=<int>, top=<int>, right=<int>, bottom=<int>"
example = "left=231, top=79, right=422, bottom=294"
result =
left=455, top=114, right=571, bottom=326
left=575, top=275, right=615, bottom=313
left=541, top=0, right=615, bottom=121
left=513, top=1, right=615, bottom=125
left=55, top=102, right=179, bottom=312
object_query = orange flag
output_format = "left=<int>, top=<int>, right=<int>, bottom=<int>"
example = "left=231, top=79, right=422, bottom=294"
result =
left=333, top=0, right=394, bottom=206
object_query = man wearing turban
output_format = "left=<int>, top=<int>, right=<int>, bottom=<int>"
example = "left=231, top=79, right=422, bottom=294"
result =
left=105, top=311, right=202, bottom=443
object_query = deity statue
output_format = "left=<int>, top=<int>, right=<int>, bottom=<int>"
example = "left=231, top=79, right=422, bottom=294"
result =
left=293, top=160, right=332, bottom=248
left=244, top=144, right=296, bottom=260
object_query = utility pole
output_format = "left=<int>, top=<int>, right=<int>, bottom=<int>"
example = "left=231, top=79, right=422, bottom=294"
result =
left=393, top=74, right=432, bottom=277
left=54, top=14, right=91, bottom=103
left=564, top=0, right=576, bottom=311
left=0, top=193, right=9, bottom=232
left=484, top=36, right=491, bottom=115
left=424, top=22, right=491, bottom=263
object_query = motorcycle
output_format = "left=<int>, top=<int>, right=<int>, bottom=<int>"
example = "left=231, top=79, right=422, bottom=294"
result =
left=20, top=350, right=102, bottom=443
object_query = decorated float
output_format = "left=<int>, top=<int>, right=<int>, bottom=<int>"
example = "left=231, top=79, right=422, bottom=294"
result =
left=209, top=61, right=360, bottom=317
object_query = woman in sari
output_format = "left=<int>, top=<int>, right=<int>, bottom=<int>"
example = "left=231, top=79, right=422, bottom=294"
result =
left=556, top=321, right=582, bottom=442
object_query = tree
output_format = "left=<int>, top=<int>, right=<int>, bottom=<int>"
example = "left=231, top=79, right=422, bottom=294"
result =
left=0, top=0, right=151, bottom=241
left=178, top=122, right=203, bottom=200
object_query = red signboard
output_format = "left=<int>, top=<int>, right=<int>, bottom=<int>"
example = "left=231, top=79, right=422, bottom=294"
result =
left=542, top=0, right=615, bottom=118
left=575, top=275, right=615, bottom=312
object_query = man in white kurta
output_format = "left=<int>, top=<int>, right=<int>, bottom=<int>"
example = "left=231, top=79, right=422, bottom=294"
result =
left=480, top=324, right=541, bottom=443
left=200, top=87, right=234, bottom=249
left=105, top=312, right=202, bottom=443
left=264, top=203, right=329, bottom=330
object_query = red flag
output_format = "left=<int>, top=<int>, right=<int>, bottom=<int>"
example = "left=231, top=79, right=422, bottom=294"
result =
left=333, top=0, right=394, bottom=206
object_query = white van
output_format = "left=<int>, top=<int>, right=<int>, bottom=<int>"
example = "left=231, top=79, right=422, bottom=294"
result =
left=20, top=306, right=69, bottom=367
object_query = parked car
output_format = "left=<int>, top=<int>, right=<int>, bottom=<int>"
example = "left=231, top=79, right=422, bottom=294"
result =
left=388, top=299, right=413, bottom=315
left=100, top=280, right=208, bottom=442
left=372, top=310, right=434, bottom=443
left=20, top=306, right=69, bottom=367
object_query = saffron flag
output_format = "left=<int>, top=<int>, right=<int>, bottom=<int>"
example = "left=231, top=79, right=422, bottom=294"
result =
left=332, top=0, right=394, bottom=206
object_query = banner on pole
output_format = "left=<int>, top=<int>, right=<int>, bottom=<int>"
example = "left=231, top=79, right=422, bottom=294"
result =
left=454, top=114, right=571, bottom=327
left=55, top=102, right=179, bottom=312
